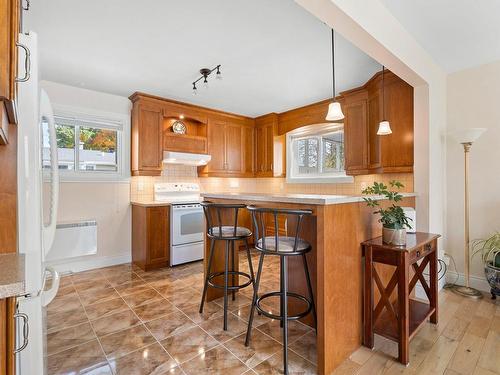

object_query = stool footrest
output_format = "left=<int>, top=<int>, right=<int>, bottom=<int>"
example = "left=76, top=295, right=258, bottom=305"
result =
left=255, top=291, right=312, bottom=321
left=207, top=271, right=253, bottom=291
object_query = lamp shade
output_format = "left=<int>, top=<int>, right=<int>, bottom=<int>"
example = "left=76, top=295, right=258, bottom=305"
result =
left=449, top=128, right=487, bottom=144
left=377, top=120, right=392, bottom=135
left=325, top=101, right=344, bottom=121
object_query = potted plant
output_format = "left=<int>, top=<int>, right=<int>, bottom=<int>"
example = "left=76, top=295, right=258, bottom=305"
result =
left=362, top=180, right=412, bottom=246
left=472, top=232, right=500, bottom=299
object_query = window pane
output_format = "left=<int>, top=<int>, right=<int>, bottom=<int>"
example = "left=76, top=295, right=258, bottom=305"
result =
left=42, top=122, right=75, bottom=170
left=295, top=137, right=319, bottom=175
left=322, top=132, right=344, bottom=173
left=78, top=127, right=118, bottom=171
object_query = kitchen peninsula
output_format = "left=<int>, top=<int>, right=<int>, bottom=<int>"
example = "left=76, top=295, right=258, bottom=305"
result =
left=200, top=191, right=416, bottom=375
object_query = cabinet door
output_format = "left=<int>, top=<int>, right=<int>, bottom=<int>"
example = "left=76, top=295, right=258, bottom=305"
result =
left=242, top=125, right=254, bottom=175
left=344, top=99, right=368, bottom=173
left=147, top=207, right=169, bottom=266
left=207, top=119, right=226, bottom=173
left=367, top=92, right=382, bottom=169
left=264, top=124, right=274, bottom=174
left=0, top=297, right=16, bottom=375
left=137, top=105, right=163, bottom=172
left=255, top=126, right=266, bottom=174
left=225, top=122, right=243, bottom=173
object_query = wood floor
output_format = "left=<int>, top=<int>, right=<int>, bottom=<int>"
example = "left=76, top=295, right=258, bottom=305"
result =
left=335, top=288, right=500, bottom=375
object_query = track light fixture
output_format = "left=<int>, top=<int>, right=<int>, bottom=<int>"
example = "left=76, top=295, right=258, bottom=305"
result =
left=192, top=65, right=222, bottom=95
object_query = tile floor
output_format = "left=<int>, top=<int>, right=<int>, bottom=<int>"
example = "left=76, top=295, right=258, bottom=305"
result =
left=46, top=252, right=500, bottom=375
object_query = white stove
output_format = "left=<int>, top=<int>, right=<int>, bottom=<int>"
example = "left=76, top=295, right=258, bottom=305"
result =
left=154, top=183, right=205, bottom=266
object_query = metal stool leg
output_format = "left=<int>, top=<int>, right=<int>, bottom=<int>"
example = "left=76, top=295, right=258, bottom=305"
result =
left=280, top=256, right=284, bottom=328
left=282, top=256, right=289, bottom=375
left=245, top=252, right=265, bottom=346
left=244, top=239, right=256, bottom=291
left=223, top=240, right=230, bottom=331
left=303, top=253, right=317, bottom=330
left=199, top=239, right=215, bottom=313
left=231, top=240, right=236, bottom=301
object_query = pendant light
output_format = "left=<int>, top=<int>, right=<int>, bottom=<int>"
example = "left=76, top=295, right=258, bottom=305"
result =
left=325, top=29, right=344, bottom=121
left=377, top=66, right=392, bottom=135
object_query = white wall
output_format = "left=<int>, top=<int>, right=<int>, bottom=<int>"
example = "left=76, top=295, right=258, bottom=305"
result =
left=446, top=60, right=500, bottom=287
left=41, top=81, right=133, bottom=272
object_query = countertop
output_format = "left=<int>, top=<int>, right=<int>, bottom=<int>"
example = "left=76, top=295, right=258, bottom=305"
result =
left=131, top=200, right=171, bottom=207
left=0, top=253, right=25, bottom=299
left=200, top=191, right=417, bottom=205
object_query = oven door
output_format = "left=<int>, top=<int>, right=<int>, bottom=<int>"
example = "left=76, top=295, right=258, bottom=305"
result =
left=171, top=204, right=204, bottom=245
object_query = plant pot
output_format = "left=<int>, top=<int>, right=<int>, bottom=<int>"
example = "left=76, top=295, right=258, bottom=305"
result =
left=484, top=261, right=500, bottom=299
left=382, top=227, right=407, bottom=246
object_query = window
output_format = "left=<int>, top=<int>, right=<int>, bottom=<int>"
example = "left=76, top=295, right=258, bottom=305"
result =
left=42, top=114, right=123, bottom=176
left=286, top=123, right=352, bottom=183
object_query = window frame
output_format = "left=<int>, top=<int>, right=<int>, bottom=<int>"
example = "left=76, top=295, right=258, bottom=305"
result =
left=286, top=123, right=354, bottom=184
left=45, top=105, right=130, bottom=182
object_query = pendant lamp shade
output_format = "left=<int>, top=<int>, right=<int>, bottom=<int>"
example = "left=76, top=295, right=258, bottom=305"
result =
left=326, top=29, right=344, bottom=121
left=377, top=120, right=392, bottom=135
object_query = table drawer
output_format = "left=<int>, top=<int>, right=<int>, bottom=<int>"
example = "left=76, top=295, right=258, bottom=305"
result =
left=410, top=241, right=435, bottom=263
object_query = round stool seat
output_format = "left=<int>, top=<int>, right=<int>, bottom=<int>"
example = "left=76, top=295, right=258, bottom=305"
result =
left=256, top=236, right=311, bottom=254
left=208, top=226, right=252, bottom=239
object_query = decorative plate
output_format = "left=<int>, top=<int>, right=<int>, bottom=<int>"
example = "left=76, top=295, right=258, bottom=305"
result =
left=172, top=120, right=187, bottom=134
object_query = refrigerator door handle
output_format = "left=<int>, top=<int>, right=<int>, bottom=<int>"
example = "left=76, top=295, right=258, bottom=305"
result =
left=41, top=266, right=60, bottom=307
left=13, top=313, right=29, bottom=354
left=40, top=89, right=59, bottom=255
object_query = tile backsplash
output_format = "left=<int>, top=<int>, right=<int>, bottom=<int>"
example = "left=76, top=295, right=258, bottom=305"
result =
left=130, top=165, right=413, bottom=202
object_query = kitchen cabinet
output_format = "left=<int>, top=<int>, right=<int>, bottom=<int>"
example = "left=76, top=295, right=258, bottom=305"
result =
left=132, top=205, right=169, bottom=271
left=0, top=297, right=16, bottom=375
left=202, top=117, right=254, bottom=177
left=341, top=70, right=413, bottom=175
left=0, top=0, right=20, bottom=134
left=255, top=113, right=278, bottom=176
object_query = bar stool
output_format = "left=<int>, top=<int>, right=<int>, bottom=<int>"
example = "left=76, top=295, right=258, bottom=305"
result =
left=245, top=205, right=316, bottom=375
left=199, top=201, right=256, bottom=331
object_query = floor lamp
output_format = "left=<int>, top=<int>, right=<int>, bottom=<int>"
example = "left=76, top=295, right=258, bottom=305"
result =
left=450, top=127, right=487, bottom=299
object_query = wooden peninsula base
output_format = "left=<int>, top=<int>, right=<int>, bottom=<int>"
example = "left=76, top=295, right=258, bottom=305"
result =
left=200, top=193, right=416, bottom=375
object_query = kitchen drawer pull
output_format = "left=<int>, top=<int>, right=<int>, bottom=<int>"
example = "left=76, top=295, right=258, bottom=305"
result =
left=16, top=42, right=31, bottom=83
left=425, top=243, right=432, bottom=252
left=13, top=312, right=29, bottom=354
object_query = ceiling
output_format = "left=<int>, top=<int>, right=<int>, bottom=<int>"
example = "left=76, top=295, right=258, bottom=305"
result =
left=381, top=0, right=500, bottom=73
left=26, top=0, right=380, bottom=117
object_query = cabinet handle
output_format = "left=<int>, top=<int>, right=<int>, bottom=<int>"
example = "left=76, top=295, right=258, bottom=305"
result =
left=270, top=163, right=273, bottom=171
left=13, top=312, right=29, bottom=354
left=425, top=243, right=432, bottom=252
left=16, top=42, right=31, bottom=83
left=22, top=0, right=30, bottom=10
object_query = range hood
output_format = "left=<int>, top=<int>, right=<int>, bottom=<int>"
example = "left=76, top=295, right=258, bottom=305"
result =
left=162, top=151, right=211, bottom=166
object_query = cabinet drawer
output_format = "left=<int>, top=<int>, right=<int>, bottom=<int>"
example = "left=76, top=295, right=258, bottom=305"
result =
left=410, top=241, right=435, bottom=263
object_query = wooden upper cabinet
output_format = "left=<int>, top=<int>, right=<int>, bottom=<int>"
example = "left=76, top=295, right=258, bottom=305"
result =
left=1, top=0, right=20, bottom=141
left=206, top=119, right=226, bottom=173
left=255, top=113, right=279, bottom=177
left=341, top=70, right=413, bottom=175
left=343, top=91, right=368, bottom=174
left=131, top=99, right=163, bottom=176
left=225, top=122, right=243, bottom=173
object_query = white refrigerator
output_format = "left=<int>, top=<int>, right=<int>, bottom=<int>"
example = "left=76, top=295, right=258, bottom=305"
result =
left=16, top=31, right=61, bottom=375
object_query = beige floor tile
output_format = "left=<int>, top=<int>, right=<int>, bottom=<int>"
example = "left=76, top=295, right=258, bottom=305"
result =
left=99, top=324, right=156, bottom=360
left=166, top=288, right=203, bottom=309
left=47, top=322, right=96, bottom=356
left=253, top=350, right=317, bottom=375
left=231, top=304, right=272, bottom=328
left=289, top=330, right=317, bottom=365
left=91, top=309, right=141, bottom=337
left=224, top=330, right=282, bottom=368
left=114, top=280, right=151, bottom=296
left=199, top=313, right=249, bottom=343
left=160, top=326, right=219, bottom=364
left=181, top=345, right=250, bottom=375
left=153, top=282, right=192, bottom=299
left=256, top=319, right=311, bottom=345
left=181, top=301, right=224, bottom=324
left=447, top=332, right=485, bottom=375
left=145, top=310, right=196, bottom=341
left=477, top=330, right=500, bottom=374
left=108, top=343, right=178, bottom=375
left=47, top=305, right=88, bottom=333
left=46, top=339, right=111, bottom=375
left=47, top=293, right=83, bottom=314
left=79, top=286, right=121, bottom=307
left=213, top=294, right=253, bottom=311
left=122, top=288, right=164, bottom=308
left=73, top=279, right=112, bottom=293
left=84, top=298, right=130, bottom=321
left=106, top=272, right=142, bottom=287
left=133, top=300, right=179, bottom=322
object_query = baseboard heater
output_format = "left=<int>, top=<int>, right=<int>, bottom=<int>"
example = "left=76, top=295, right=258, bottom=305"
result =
left=45, top=220, right=97, bottom=261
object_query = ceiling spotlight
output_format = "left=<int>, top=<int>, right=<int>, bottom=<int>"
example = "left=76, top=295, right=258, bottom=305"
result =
left=191, top=65, right=222, bottom=93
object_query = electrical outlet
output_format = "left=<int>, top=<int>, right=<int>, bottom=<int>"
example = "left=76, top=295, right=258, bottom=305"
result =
left=360, top=182, right=368, bottom=191
left=138, top=181, right=144, bottom=192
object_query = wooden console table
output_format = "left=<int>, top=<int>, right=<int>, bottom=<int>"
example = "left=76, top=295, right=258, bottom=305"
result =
left=362, top=232, right=440, bottom=365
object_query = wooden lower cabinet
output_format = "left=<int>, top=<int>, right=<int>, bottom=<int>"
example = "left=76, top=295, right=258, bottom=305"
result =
left=132, top=205, right=170, bottom=271
left=0, top=297, right=16, bottom=375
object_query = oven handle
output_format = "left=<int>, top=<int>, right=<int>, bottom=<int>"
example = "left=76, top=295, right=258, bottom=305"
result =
left=172, top=204, right=202, bottom=210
